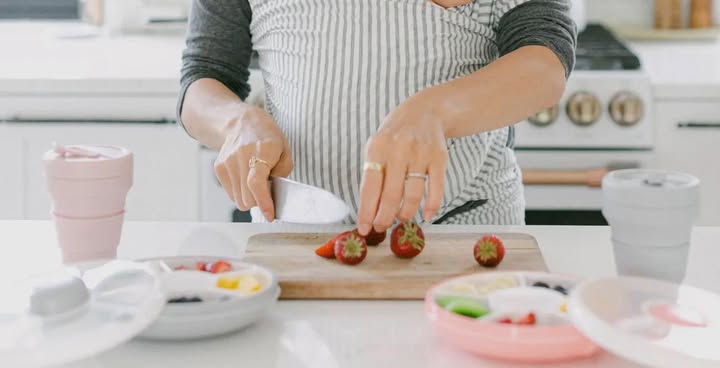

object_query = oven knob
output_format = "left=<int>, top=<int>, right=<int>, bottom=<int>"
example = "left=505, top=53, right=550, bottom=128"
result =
left=528, top=105, right=559, bottom=127
left=566, top=92, right=601, bottom=126
left=609, top=92, right=644, bottom=127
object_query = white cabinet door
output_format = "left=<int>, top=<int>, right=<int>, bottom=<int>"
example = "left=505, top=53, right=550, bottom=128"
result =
left=652, top=101, right=720, bottom=225
left=0, top=125, right=23, bottom=219
left=14, top=123, right=200, bottom=221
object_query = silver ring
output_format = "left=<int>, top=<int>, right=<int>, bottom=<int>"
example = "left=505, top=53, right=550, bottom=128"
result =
left=406, top=173, right=428, bottom=180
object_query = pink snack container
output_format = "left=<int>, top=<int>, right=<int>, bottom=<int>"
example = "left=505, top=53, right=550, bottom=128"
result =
left=424, top=272, right=600, bottom=364
left=43, top=144, right=133, bottom=263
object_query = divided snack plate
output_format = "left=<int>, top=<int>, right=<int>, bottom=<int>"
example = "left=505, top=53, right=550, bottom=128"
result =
left=425, top=271, right=720, bottom=367
left=0, top=256, right=280, bottom=367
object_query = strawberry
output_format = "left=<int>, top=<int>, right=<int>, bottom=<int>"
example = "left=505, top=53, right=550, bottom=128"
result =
left=334, top=230, right=368, bottom=265
left=473, top=235, right=505, bottom=267
left=516, top=312, right=536, bottom=325
left=365, top=228, right=386, bottom=246
left=195, top=262, right=207, bottom=271
left=175, top=265, right=187, bottom=271
left=314, top=230, right=351, bottom=259
left=498, top=317, right=513, bottom=324
left=390, top=221, right=425, bottom=258
left=209, top=260, right=232, bottom=273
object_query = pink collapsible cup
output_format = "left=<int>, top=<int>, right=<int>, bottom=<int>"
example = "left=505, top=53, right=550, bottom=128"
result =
left=43, top=144, right=133, bottom=263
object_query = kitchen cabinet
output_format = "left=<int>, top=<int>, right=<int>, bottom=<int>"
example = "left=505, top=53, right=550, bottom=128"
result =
left=11, top=122, right=200, bottom=221
left=652, top=101, right=720, bottom=225
left=0, top=125, right=23, bottom=219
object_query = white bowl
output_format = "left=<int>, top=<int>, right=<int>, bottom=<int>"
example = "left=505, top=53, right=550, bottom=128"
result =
left=136, top=256, right=281, bottom=340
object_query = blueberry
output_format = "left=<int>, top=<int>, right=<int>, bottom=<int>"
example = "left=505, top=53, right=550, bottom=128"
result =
left=532, top=281, right=550, bottom=288
left=553, top=285, right=568, bottom=295
left=168, top=296, right=203, bottom=303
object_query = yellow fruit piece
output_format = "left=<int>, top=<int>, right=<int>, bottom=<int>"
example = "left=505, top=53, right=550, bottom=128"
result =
left=237, top=275, right=262, bottom=293
left=217, top=276, right=240, bottom=290
left=217, top=275, right=263, bottom=293
left=559, top=300, right=568, bottom=314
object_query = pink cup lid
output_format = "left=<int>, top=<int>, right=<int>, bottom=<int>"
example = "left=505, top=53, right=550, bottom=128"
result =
left=44, top=144, right=133, bottom=180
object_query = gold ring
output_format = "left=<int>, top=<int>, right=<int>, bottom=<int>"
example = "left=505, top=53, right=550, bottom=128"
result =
left=249, top=156, right=271, bottom=169
left=363, top=161, right=384, bottom=173
left=407, top=173, right=428, bottom=180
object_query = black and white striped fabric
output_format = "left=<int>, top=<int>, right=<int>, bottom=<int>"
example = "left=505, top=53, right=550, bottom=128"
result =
left=249, top=0, right=527, bottom=224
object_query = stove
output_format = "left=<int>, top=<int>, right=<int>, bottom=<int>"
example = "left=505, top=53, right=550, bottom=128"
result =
left=514, top=24, right=655, bottom=225
left=513, top=24, right=653, bottom=150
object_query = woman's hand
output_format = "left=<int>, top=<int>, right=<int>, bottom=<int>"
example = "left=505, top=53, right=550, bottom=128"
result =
left=215, top=106, right=293, bottom=221
left=357, top=93, right=448, bottom=235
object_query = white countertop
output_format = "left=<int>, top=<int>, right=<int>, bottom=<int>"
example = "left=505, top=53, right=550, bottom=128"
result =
left=1, top=221, right=719, bottom=368
left=1, top=21, right=720, bottom=100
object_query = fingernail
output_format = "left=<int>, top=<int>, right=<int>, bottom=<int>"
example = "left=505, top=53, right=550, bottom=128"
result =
left=264, top=212, right=274, bottom=222
left=423, top=211, right=434, bottom=222
left=358, top=224, right=370, bottom=236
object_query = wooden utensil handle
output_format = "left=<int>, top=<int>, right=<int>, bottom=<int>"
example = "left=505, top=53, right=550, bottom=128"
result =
left=522, top=168, right=609, bottom=187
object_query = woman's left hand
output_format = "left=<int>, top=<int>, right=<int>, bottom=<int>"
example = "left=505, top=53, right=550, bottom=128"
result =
left=357, top=93, right=448, bottom=236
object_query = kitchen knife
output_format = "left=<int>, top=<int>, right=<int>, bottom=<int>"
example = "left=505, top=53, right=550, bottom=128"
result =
left=270, top=176, right=350, bottom=224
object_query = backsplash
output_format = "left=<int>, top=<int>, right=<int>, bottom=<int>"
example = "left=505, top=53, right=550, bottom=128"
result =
left=586, top=0, right=656, bottom=27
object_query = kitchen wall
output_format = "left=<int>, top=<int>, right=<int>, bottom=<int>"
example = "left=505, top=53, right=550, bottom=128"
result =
left=586, top=0, right=656, bottom=27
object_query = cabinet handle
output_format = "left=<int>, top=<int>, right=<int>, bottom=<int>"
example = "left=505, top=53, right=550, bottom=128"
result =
left=677, top=121, right=720, bottom=129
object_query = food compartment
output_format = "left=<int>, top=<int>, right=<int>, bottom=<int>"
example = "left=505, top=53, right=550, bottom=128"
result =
left=433, top=273, right=523, bottom=298
left=523, top=273, right=579, bottom=296
left=425, top=271, right=601, bottom=363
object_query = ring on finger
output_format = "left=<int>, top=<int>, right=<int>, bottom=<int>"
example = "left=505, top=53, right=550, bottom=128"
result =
left=363, top=161, right=384, bottom=173
left=406, top=172, right=428, bottom=180
left=249, top=156, right=271, bottom=169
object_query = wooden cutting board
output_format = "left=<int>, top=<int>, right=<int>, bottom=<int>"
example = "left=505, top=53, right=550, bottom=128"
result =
left=244, top=232, right=547, bottom=300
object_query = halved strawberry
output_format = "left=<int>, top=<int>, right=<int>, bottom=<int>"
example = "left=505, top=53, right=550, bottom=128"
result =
left=315, top=230, right=351, bottom=259
left=516, top=312, right=536, bottom=325
left=195, top=262, right=206, bottom=271
left=365, top=228, right=387, bottom=246
left=334, top=230, right=367, bottom=265
left=473, top=235, right=505, bottom=268
left=210, top=260, right=232, bottom=273
left=390, top=221, right=425, bottom=258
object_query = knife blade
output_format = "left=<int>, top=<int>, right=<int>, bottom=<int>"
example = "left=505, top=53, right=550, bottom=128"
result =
left=270, top=176, right=350, bottom=224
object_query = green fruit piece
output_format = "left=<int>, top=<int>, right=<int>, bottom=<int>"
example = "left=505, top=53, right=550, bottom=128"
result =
left=444, top=298, right=490, bottom=318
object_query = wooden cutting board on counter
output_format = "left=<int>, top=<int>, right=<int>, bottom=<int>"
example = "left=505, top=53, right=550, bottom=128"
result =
left=244, top=232, right=548, bottom=300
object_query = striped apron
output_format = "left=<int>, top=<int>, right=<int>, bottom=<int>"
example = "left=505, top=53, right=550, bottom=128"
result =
left=248, top=0, right=526, bottom=224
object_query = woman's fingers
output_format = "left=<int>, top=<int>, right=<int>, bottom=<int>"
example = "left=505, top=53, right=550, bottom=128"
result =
left=215, top=162, right=242, bottom=209
left=247, top=142, right=280, bottom=221
left=424, top=148, right=447, bottom=221
left=357, top=139, right=386, bottom=236
left=373, top=157, right=407, bottom=232
left=398, top=165, right=428, bottom=222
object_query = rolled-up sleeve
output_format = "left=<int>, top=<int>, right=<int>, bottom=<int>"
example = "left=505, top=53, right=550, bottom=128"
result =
left=493, top=0, right=577, bottom=78
left=176, top=0, right=253, bottom=126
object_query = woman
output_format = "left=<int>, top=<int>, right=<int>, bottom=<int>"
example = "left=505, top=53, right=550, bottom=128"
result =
left=178, top=0, right=576, bottom=236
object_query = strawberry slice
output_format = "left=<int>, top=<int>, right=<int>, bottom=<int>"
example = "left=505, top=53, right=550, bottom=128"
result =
left=209, top=260, right=232, bottom=273
left=516, top=312, right=536, bottom=325
left=498, top=317, right=513, bottom=324
left=195, top=262, right=206, bottom=271
left=315, top=231, right=351, bottom=259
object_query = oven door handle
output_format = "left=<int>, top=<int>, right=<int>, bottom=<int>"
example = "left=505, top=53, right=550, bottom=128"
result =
left=522, top=168, right=609, bottom=187
left=677, top=121, right=720, bottom=129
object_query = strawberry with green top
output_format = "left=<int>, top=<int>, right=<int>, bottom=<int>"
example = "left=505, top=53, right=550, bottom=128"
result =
left=334, top=230, right=368, bottom=265
left=474, top=235, right=505, bottom=267
left=390, top=221, right=425, bottom=258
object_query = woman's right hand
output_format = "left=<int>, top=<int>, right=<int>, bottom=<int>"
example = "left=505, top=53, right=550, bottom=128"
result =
left=215, top=106, right=293, bottom=221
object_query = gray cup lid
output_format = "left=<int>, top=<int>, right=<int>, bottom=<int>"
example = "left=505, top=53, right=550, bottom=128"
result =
left=602, top=169, right=700, bottom=209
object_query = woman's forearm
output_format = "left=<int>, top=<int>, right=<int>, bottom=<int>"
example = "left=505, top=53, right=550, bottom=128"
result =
left=180, top=78, right=255, bottom=150
left=427, top=45, right=567, bottom=139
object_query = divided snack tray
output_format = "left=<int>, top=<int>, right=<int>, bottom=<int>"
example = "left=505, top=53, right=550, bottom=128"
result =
left=426, top=271, right=599, bottom=363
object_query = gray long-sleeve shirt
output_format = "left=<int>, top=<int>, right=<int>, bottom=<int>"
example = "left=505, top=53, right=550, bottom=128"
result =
left=178, top=0, right=576, bottom=224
